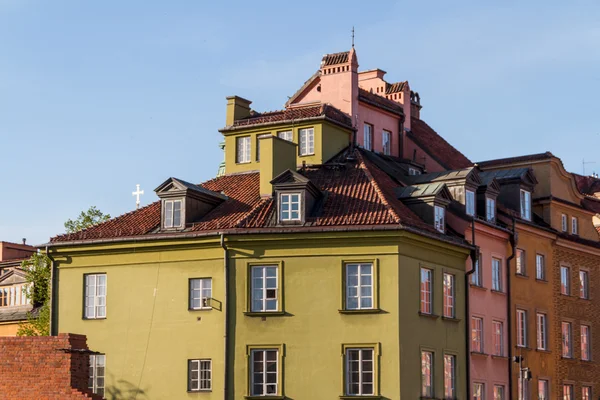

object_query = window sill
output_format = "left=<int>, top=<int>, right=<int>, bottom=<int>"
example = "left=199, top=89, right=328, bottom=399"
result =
left=470, top=351, right=488, bottom=357
left=491, top=355, right=508, bottom=360
left=469, top=284, right=487, bottom=291
left=339, top=309, right=383, bottom=314
left=535, top=348, right=551, bottom=353
left=299, top=153, right=315, bottom=157
left=516, top=346, right=531, bottom=350
left=515, top=274, right=529, bottom=279
left=82, top=317, right=106, bottom=321
left=244, top=311, right=287, bottom=317
left=490, top=289, right=506, bottom=295
left=340, top=396, right=382, bottom=399
left=442, top=316, right=461, bottom=322
left=188, top=390, right=212, bottom=393
left=188, top=308, right=212, bottom=312
left=561, top=356, right=575, bottom=360
left=535, top=278, right=548, bottom=284
left=245, top=396, right=285, bottom=400
left=236, top=161, right=252, bottom=165
left=418, top=312, right=439, bottom=319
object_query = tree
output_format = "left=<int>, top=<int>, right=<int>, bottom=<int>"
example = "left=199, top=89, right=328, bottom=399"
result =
left=64, top=206, right=111, bottom=233
left=17, top=253, right=51, bottom=336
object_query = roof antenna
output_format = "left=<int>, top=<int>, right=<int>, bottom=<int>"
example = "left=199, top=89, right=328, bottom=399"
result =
left=351, top=26, right=355, bottom=48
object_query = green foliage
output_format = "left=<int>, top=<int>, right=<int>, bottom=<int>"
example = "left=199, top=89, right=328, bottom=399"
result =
left=64, top=206, right=111, bottom=233
left=16, top=253, right=51, bottom=336
left=16, top=302, right=49, bottom=336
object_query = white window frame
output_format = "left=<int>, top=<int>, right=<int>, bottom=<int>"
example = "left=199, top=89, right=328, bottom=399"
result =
left=363, top=123, right=373, bottom=151
left=345, top=348, right=375, bottom=396
left=466, top=190, right=475, bottom=216
left=250, top=266, right=279, bottom=312
left=520, top=189, right=531, bottom=220
left=382, top=130, right=391, bottom=155
left=486, top=197, right=496, bottom=222
left=164, top=199, right=183, bottom=228
left=434, top=205, right=445, bottom=233
left=516, top=249, right=526, bottom=275
left=492, top=257, right=502, bottom=291
left=562, top=321, right=572, bottom=358
left=538, top=379, right=549, bottom=400
left=236, top=136, right=251, bottom=164
left=408, top=167, right=421, bottom=176
left=537, top=313, right=547, bottom=350
left=579, top=270, right=589, bottom=299
left=421, top=351, right=433, bottom=398
left=84, top=273, right=106, bottom=319
left=420, top=268, right=433, bottom=314
left=560, top=266, right=570, bottom=295
left=571, top=216, right=578, bottom=235
left=561, top=214, right=567, bottom=232
left=517, top=309, right=527, bottom=347
left=279, top=192, right=302, bottom=222
left=89, top=354, right=105, bottom=397
left=536, top=254, right=545, bottom=281
left=473, top=382, right=484, bottom=400
left=250, top=349, right=279, bottom=396
left=189, top=278, right=212, bottom=310
left=299, top=128, right=314, bottom=156
left=444, top=354, right=455, bottom=399
left=581, top=324, right=591, bottom=361
left=472, top=317, right=483, bottom=352
left=277, top=130, right=293, bottom=142
left=345, top=263, right=373, bottom=310
left=493, top=320, right=504, bottom=356
left=443, top=273, right=455, bottom=318
left=188, top=359, right=212, bottom=391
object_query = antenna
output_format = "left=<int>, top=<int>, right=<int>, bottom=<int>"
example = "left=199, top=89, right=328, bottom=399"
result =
left=351, top=26, right=355, bottom=48
left=583, top=158, right=596, bottom=176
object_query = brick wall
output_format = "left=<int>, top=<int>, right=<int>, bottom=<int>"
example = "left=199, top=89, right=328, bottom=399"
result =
left=0, top=333, right=102, bottom=400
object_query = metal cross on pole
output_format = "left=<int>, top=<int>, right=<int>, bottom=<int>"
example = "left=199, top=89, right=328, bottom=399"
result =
left=132, top=184, right=144, bottom=209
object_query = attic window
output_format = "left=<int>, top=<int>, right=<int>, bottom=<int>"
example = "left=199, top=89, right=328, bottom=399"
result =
left=279, top=193, right=301, bottom=222
left=408, top=168, right=421, bottom=176
left=465, top=190, right=475, bottom=216
left=486, top=197, right=496, bottom=222
left=520, top=189, right=531, bottom=221
left=164, top=199, right=182, bottom=228
left=434, top=206, right=445, bottom=233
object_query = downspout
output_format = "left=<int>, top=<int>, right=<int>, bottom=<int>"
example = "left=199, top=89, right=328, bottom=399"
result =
left=220, top=233, right=229, bottom=400
left=45, top=246, right=57, bottom=336
left=506, top=218, right=517, bottom=399
left=398, top=115, right=405, bottom=158
left=465, top=218, right=477, bottom=400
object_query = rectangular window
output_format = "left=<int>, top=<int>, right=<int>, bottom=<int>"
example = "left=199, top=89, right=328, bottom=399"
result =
left=188, top=359, right=211, bottom=391
left=473, top=383, right=484, bottom=400
left=494, top=385, right=505, bottom=400
left=382, top=130, right=391, bottom=155
left=492, top=257, right=502, bottom=291
left=251, top=266, right=278, bottom=312
left=346, top=263, right=373, bottom=310
left=520, top=189, right=531, bottom=220
left=581, top=324, right=591, bottom=361
left=434, top=205, right=445, bottom=232
left=250, top=349, right=279, bottom=396
left=444, top=354, right=455, bottom=399
left=279, top=193, right=301, bottom=222
left=84, top=274, right=106, bottom=319
left=408, top=167, right=421, bottom=176
left=538, top=379, right=549, bottom=400
left=420, top=268, right=432, bottom=314
left=536, top=313, right=547, bottom=350
left=443, top=273, right=455, bottom=318
left=561, top=214, right=567, bottom=232
left=471, top=253, right=482, bottom=286
left=363, top=124, right=373, bottom=151
left=536, top=254, right=545, bottom=280
left=562, top=321, right=572, bottom=358
left=421, top=351, right=433, bottom=398
left=472, top=317, right=483, bottom=353
left=299, top=128, right=314, bottom=155
left=277, top=130, right=293, bottom=141
left=466, top=190, right=475, bottom=216
left=516, top=249, right=526, bottom=275
left=517, top=309, right=527, bottom=347
left=88, top=354, right=105, bottom=397
left=579, top=270, right=589, bottom=299
left=189, top=278, right=212, bottom=310
left=571, top=216, right=578, bottom=235
left=561, top=266, right=570, bottom=295
left=164, top=199, right=182, bottom=228
left=345, top=348, right=375, bottom=396
left=236, top=136, right=251, bottom=163
left=486, top=197, right=496, bottom=222
left=582, top=386, right=591, bottom=400
left=493, top=321, right=504, bottom=356
left=518, top=378, right=529, bottom=400
left=563, top=384, right=573, bottom=400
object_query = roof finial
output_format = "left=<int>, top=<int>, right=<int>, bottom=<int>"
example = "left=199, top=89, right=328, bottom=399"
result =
left=351, top=26, right=355, bottom=48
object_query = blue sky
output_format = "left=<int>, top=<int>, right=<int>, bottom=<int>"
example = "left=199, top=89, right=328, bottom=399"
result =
left=1, top=0, right=599, bottom=245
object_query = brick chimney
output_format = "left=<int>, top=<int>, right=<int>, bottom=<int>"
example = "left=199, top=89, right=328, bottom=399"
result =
left=259, top=136, right=297, bottom=198
left=225, top=96, right=252, bottom=126
left=319, top=48, right=358, bottom=126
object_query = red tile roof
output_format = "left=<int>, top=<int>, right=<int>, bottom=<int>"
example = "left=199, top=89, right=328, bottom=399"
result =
left=227, top=104, right=352, bottom=130
left=321, top=51, right=349, bottom=66
left=408, top=118, right=472, bottom=170
left=358, top=88, right=404, bottom=116
left=573, top=173, right=600, bottom=196
left=386, top=81, right=407, bottom=94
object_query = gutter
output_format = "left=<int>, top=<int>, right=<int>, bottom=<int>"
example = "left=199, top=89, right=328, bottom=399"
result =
left=45, top=245, right=57, bottom=336
left=464, top=218, right=477, bottom=400
left=506, top=218, right=517, bottom=398
left=220, top=233, right=229, bottom=400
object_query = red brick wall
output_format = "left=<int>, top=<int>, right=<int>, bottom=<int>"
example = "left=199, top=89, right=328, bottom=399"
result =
left=0, top=333, right=102, bottom=400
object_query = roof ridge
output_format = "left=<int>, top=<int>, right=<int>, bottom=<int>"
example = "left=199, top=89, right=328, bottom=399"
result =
left=356, top=151, right=401, bottom=224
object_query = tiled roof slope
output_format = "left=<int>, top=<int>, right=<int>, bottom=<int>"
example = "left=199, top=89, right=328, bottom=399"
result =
left=573, top=173, right=600, bottom=195
left=321, top=51, right=349, bottom=66
left=230, top=104, right=352, bottom=130
left=358, top=88, right=404, bottom=116
left=408, top=118, right=472, bottom=170
left=50, top=150, right=442, bottom=244
left=386, top=81, right=407, bottom=94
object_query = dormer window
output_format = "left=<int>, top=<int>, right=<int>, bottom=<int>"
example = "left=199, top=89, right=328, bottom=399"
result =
left=164, top=199, right=182, bottom=228
left=279, top=193, right=301, bottom=222
left=486, top=197, right=496, bottom=222
left=465, top=190, right=475, bottom=216
left=236, top=136, right=251, bottom=164
left=572, top=217, right=578, bottom=235
left=434, top=206, right=445, bottom=233
left=520, top=189, right=531, bottom=221
left=408, top=168, right=421, bottom=176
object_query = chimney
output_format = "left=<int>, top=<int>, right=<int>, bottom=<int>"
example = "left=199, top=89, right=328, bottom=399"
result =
left=410, top=91, right=422, bottom=120
left=319, top=48, right=358, bottom=125
left=22, top=238, right=26, bottom=245
left=259, top=135, right=297, bottom=198
left=225, top=96, right=252, bottom=126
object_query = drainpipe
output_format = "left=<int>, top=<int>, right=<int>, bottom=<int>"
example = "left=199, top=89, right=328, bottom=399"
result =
left=45, top=246, right=57, bottom=336
left=398, top=115, right=405, bottom=158
left=506, top=218, right=517, bottom=399
left=465, top=218, right=477, bottom=400
left=220, top=233, right=229, bottom=400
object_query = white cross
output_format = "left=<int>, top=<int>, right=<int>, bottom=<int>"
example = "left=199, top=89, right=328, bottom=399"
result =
left=132, top=184, right=144, bottom=209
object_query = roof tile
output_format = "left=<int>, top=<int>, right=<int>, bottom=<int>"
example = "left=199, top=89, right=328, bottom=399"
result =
left=321, top=51, right=349, bottom=66
left=231, top=104, right=352, bottom=130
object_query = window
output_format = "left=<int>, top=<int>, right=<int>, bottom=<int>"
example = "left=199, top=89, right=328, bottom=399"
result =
left=536, top=254, right=545, bottom=280
left=421, top=351, right=433, bottom=398
left=537, top=313, right=547, bottom=350
left=189, top=278, right=212, bottom=310
left=299, top=128, right=314, bottom=155
left=84, top=274, right=106, bottom=319
left=408, top=167, right=421, bottom=176
left=88, top=354, right=105, bottom=397
left=520, top=189, right=531, bottom=220
left=443, top=273, right=455, bottom=318
left=517, top=309, right=527, bottom=347
left=250, top=349, right=279, bottom=396
left=518, top=378, right=529, bottom=400
left=251, top=266, right=278, bottom=312
left=363, top=124, right=373, bottom=151
left=277, top=130, right=292, bottom=142
left=236, top=136, right=251, bottom=163
left=434, top=205, right=445, bottom=233
left=516, top=249, right=526, bottom=275
left=494, top=385, right=505, bottom=400
left=581, top=324, right=591, bottom=361
left=579, top=270, right=589, bottom=299
left=562, top=384, right=573, bottom=400
left=471, top=253, right=482, bottom=286
left=473, top=383, right=484, bottom=400
left=538, top=379, right=549, bottom=400
left=382, top=130, right=391, bottom=155
left=345, top=348, right=375, bottom=396
left=493, top=321, right=504, bottom=356
left=486, top=197, right=496, bottom=222
left=492, top=257, right=502, bottom=291
left=582, top=386, right=591, bottom=400
left=188, top=359, right=211, bottom=391
left=0, top=284, right=30, bottom=307
left=444, top=354, right=455, bottom=399
left=561, top=266, right=570, bottom=295
left=571, top=216, right=578, bottom=235
left=472, top=317, right=483, bottom=353
left=420, top=268, right=433, bottom=314
left=561, top=214, right=567, bottom=232
left=164, top=199, right=182, bottom=228
left=562, top=321, right=572, bottom=358
left=279, top=193, right=301, bottom=222
left=466, top=190, right=475, bottom=216
left=346, top=263, right=373, bottom=310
